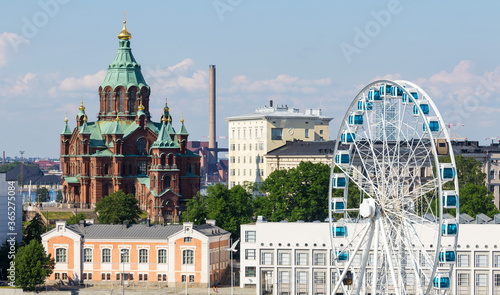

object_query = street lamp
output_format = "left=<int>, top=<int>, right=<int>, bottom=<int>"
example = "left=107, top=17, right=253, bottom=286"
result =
left=120, top=249, right=127, bottom=295
left=224, top=239, right=240, bottom=295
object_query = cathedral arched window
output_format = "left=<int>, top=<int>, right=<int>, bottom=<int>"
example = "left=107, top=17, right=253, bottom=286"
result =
left=107, top=91, right=112, bottom=113
left=118, top=90, right=123, bottom=113
left=129, top=89, right=136, bottom=113
left=164, top=176, right=171, bottom=188
left=160, top=154, right=166, bottom=166
left=138, top=139, right=147, bottom=155
left=104, top=164, right=108, bottom=176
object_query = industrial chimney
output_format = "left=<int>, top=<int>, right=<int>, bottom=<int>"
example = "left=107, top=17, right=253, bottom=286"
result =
left=208, top=65, right=217, bottom=166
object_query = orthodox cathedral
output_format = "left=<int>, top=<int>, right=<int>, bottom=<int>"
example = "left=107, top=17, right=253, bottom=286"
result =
left=60, top=18, right=201, bottom=222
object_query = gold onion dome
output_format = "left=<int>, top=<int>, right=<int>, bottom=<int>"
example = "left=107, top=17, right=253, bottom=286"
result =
left=138, top=101, right=145, bottom=111
left=118, top=11, right=131, bottom=40
left=83, top=115, right=88, bottom=122
left=162, top=115, right=167, bottom=122
left=181, top=113, right=184, bottom=123
left=65, top=113, right=68, bottom=122
left=79, top=101, right=85, bottom=111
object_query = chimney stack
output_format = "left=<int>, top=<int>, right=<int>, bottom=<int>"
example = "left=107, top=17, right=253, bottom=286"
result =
left=270, top=100, right=273, bottom=107
left=208, top=65, right=217, bottom=166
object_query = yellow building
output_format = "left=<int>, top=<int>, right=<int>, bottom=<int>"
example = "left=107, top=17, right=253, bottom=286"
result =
left=225, top=101, right=332, bottom=187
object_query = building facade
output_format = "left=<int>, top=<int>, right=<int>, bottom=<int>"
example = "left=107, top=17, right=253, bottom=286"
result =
left=60, top=20, right=200, bottom=221
left=240, top=219, right=500, bottom=295
left=225, top=102, right=332, bottom=188
left=41, top=220, right=230, bottom=286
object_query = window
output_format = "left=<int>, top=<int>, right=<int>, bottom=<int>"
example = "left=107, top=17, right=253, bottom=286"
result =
left=184, top=237, right=193, bottom=243
left=55, top=273, right=60, bottom=280
left=62, top=273, right=68, bottom=280
left=158, top=249, right=167, bottom=264
left=137, top=138, right=147, bottom=155
left=491, top=170, right=495, bottom=179
left=102, top=249, right=111, bottom=263
left=495, top=254, right=500, bottom=267
left=108, top=91, right=112, bottom=112
left=297, top=271, right=308, bottom=284
left=139, top=273, right=148, bottom=281
left=476, top=253, right=488, bottom=267
left=182, top=275, right=186, bottom=282
left=83, top=248, right=93, bottom=263
left=129, top=90, right=136, bottom=113
left=118, top=90, right=123, bottom=112
left=319, top=130, right=323, bottom=135
left=101, top=273, right=111, bottom=281
left=261, top=252, right=273, bottom=265
left=313, top=251, right=326, bottom=266
left=476, top=273, right=488, bottom=287
left=245, top=230, right=256, bottom=242
left=183, top=250, right=194, bottom=264
left=296, top=252, right=308, bottom=266
left=245, top=249, right=256, bottom=260
left=245, top=267, right=256, bottom=277
left=278, top=252, right=291, bottom=265
left=158, top=274, right=167, bottom=282
left=56, top=248, right=67, bottom=263
left=139, top=249, right=149, bottom=263
left=458, top=254, right=469, bottom=267
left=232, top=128, right=235, bottom=138
left=458, top=273, right=469, bottom=286
left=189, top=275, right=195, bottom=282
left=121, top=249, right=130, bottom=263
left=495, top=273, right=500, bottom=286
left=138, top=161, right=147, bottom=175
left=83, top=273, right=92, bottom=280
left=305, top=129, right=309, bottom=138
left=271, top=128, right=283, bottom=140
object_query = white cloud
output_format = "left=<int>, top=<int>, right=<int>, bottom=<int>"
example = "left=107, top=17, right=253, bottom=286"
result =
left=143, top=58, right=208, bottom=93
left=0, top=32, right=29, bottom=67
left=58, top=70, right=107, bottom=92
left=0, top=73, right=38, bottom=97
left=226, top=74, right=332, bottom=94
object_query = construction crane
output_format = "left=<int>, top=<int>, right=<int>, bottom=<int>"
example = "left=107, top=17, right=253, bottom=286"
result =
left=485, top=137, right=500, bottom=144
left=445, top=123, right=467, bottom=141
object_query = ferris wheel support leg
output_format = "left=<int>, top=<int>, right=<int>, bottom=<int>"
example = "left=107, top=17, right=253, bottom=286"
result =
left=331, top=224, right=372, bottom=295
left=355, top=217, right=376, bottom=295
left=380, top=218, right=401, bottom=295
left=371, top=220, right=379, bottom=295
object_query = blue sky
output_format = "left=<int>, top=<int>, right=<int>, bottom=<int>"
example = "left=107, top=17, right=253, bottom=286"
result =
left=1, top=0, right=500, bottom=158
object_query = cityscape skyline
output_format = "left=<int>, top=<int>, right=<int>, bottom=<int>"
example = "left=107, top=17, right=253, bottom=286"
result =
left=1, top=1, right=500, bottom=158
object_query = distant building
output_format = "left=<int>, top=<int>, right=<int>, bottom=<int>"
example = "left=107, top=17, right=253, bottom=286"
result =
left=34, top=159, right=60, bottom=171
left=188, top=141, right=228, bottom=185
left=240, top=217, right=500, bottom=295
left=451, top=140, right=500, bottom=209
left=5, top=164, right=61, bottom=188
left=59, top=21, right=200, bottom=222
left=226, top=101, right=333, bottom=187
left=41, top=219, right=230, bottom=286
left=265, top=140, right=334, bottom=177
left=0, top=174, right=22, bottom=245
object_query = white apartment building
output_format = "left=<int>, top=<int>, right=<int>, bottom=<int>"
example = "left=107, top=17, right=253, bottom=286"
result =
left=225, top=102, right=333, bottom=188
left=240, top=218, right=500, bottom=295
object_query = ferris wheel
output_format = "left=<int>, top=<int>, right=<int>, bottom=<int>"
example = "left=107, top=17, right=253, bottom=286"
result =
left=328, top=80, right=459, bottom=295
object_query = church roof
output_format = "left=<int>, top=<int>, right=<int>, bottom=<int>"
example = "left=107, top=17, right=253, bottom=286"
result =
left=101, top=29, right=148, bottom=90
left=61, top=121, right=72, bottom=135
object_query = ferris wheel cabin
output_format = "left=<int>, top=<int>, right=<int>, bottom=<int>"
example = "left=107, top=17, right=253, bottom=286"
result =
left=341, top=131, right=355, bottom=144
left=335, top=151, right=350, bottom=166
left=357, top=99, right=373, bottom=111
left=433, top=274, right=451, bottom=289
left=391, top=86, right=403, bottom=97
left=413, top=102, right=430, bottom=116
left=332, top=224, right=347, bottom=237
left=332, top=173, right=347, bottom=188
left=442, top=191, right=458, bottom=208
left=439, top=163, right=456, bottom=181
left=348, top=112, right=363, bottom=126
left=423, top=117, right=440, bottom=133
left=379, top=84, right=392, bottom=96
left=368, top=88, right=382, bottom=102
left=331, top=197, right=346, bottom=213
left=439, top=248, right=456, bottom=264
left=442, top=219, right=458, bottom=236
left=335, top=249, right=349, bottom=261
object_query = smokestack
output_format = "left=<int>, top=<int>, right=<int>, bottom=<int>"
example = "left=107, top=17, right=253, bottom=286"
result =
left=209, top=65, right=217, bottom=165
left=270, top=100, right=273, bottom=107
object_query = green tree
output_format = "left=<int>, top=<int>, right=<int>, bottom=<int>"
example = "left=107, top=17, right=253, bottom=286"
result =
left=183, top=184, right=254, bottom=240
left=0, top=239, right=18, bottom=280
left=67, top=212, right=87, bottom=225
left=56, top=190, right=63, bottom=203
left=441, top=155, right=499, bottom=218
left=256, top=161, right=330, bottom=222
left=14, top=239, right=54, bottom=291
left=182, top=193, right=208, bottom=225
left=36, top=187, right=49, bottom=202
left=95, top=190, right=142, bottom=224
left=24, top=213, right=46, bottom=245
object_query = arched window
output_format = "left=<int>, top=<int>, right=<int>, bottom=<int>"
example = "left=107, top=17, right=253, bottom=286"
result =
left=164, top=176, right=171, bottom=188
left=108, top=91, right=112, bottom=113
left=118, top=90, right=123, bottom=113
left=56, top=248, right=67, bottom=263
left=158, top=249, right=167, bottom=264
left=168, top=154, right=174, bottom=166
left=102, top=248, right=111, bottom=263
left=129, top=89, right=136, bottom=113
left=103, top=164, right=108, bottom=175
left=120, top=249, right=130, bottom=263
left=83, top=248, right=93, bottom=263
left=182, top=250, right=194, bottom=265
left=137, top=139, right=147, bottom=155
left=139, top=249, right=148, bottom=263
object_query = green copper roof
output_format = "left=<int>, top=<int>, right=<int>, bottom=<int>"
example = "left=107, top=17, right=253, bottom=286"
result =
left=151, top=121, right=179, bottom=148
left=64, top=177, right=79, bottom=184
left=101, top=39, right=149, bottom=90
left=80, top=122, right=91, bottom=135
left=61, top=121, right=72, bottom=135
left=108, top=119, right=124, bottom=135
left=166, top=121, right=176, bottom=135
left=178, top=121, right=189, bottom=135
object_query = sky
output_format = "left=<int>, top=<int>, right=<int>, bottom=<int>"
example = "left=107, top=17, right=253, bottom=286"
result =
left=1, top=0, right=500, bottom=158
